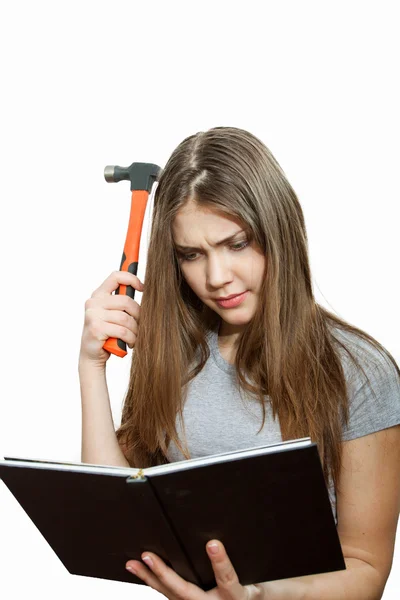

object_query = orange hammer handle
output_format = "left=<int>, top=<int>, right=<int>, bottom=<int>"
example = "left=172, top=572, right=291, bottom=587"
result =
left=103, top=189, right=149, bottom=358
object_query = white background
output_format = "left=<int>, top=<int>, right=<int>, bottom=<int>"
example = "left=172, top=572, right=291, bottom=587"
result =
left=0, top=1, right=399, bottom=598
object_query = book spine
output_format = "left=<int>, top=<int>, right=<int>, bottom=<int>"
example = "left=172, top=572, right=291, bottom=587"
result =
left=126, top=477, right=202, bottom=586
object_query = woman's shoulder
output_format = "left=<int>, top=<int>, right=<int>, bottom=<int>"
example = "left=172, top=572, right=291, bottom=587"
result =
left=329, top=325, right=400, bottom=440
left=329, top=325, right=398, bottom=378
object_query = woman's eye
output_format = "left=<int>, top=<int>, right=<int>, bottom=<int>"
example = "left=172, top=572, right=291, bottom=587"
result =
left=182, top=253, right=197, bottom=261
left=180, top=240, right=249, bottom=262
left=230, top=241, right=249, bottom=251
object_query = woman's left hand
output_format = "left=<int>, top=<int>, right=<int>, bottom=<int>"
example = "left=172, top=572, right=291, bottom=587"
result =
left=125, top=540, right=263, bottom=600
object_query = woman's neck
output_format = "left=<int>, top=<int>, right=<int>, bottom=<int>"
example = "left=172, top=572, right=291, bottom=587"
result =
left=217, top=322, right=242, bottom=364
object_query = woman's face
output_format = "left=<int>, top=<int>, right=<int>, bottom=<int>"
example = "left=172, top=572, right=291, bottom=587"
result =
left=172, top=200, right=266, bottom=339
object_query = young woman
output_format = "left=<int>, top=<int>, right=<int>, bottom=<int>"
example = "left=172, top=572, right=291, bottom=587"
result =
left=79, top=126, right=400, bottom=599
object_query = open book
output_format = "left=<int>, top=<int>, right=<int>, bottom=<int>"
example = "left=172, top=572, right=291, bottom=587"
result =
left=0, top=437, right=345, bottom=590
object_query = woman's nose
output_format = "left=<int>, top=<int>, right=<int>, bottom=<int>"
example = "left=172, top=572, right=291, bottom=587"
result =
left=206, top=253, right=234, bottom=288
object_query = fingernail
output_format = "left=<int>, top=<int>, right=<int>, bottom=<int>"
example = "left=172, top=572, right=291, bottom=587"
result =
left=207, top=543, right=219, bottom=555
left=142, top=555, right=153, bottom=568
left=126, top=565, right=137, bottom=575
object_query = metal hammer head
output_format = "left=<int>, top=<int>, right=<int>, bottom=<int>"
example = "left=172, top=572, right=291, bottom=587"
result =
left=104, top=162, right=161, bottom=192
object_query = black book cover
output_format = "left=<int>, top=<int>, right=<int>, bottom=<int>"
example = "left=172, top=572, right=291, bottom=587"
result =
left=0, top=441, right=345, bottom=590
left=0, top=466, right=198, bottom=587
left=147, top=444, right=345, bottom=589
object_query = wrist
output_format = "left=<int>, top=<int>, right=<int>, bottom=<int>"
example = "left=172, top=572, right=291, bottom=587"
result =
left=257, top=580, right=307, bottom=600
left=78, top=355, right=107, bottom=376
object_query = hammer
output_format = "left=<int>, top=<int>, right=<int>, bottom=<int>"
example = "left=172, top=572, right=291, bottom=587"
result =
left=103, top=162, right=161, bottom=357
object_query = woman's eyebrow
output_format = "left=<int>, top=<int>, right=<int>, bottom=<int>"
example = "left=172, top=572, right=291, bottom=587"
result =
left=174, top=229, right=246, bottom=251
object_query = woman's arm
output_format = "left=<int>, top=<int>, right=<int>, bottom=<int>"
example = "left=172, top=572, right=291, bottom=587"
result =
left=259, top=424, right=400, bottom=600
left=78, top=270, right=143, bottom=467
left=79, top=359, right=130, bottom=467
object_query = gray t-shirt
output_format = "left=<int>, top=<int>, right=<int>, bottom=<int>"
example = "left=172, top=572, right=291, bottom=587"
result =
left=166, top=327, right=400, bottom=521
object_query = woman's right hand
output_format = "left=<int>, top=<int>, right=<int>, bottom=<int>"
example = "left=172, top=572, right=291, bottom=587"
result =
left=79, top=271, right=144, bottom=368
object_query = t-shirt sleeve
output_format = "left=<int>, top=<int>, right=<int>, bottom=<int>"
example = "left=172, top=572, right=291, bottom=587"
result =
left=339, top=335, right=400, bottom=441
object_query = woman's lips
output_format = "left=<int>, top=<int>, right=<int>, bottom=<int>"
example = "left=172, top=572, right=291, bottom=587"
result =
left=216, top=291, right=248, bottom=308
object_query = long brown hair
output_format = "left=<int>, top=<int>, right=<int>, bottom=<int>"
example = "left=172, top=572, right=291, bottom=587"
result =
left=115, top=126, right=399, bottom=488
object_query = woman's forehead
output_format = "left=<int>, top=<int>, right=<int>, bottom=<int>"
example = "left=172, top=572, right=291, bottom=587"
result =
left=172, top=201, right=244, bottom=243
left=173, top=199, right=242, bottom=226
